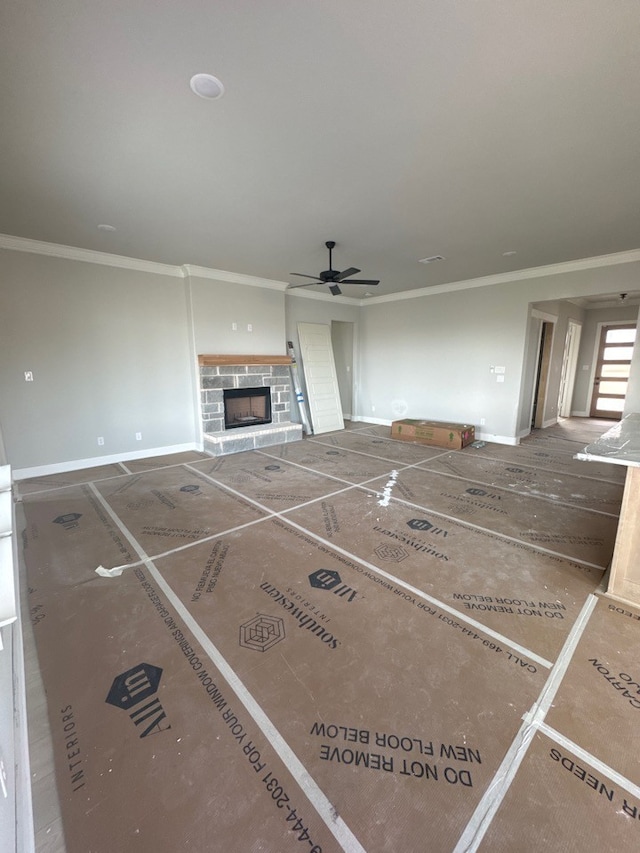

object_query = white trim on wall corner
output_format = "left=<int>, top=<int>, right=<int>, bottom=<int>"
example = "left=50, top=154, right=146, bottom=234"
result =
left=0, top=233, right=183, bottom=277
left=358, top=247, right=640, bottom=306
left=12, top=443, right=199, bottom=481
left=182, top=264, right=288, bottom=291
left=4, top=231, right=639, bottom=306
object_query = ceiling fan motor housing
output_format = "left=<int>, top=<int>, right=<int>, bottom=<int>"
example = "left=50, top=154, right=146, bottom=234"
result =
left=288, top=240, right=379, bottom=295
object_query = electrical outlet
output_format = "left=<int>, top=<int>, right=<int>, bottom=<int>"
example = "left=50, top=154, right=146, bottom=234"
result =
left=24, top=371, right=33, bottom=382
left=97, top=436, right=105, bottom=446
left=135, top=432, right=142, bottom=441
left=480, top=418, right=486, bottom=426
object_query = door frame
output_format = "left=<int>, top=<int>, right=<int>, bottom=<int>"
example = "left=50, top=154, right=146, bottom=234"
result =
left=530, top=312, right=556, bottom=429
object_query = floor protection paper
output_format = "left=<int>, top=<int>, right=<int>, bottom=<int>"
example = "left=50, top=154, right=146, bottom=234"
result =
left=20, top=422, right=640, bottom=852
left=27, top=571, right=339, bottom=852
left=310, top=432, right=447, bottom=465
left=148, top=517, right=547, bottom=851
left=477, top=731, right=640, bottom=852
left=189, top=452, right=351, bottom=511
left=260, top=441, right=406, bottom=484
left=466, top=442, right=626, bottom=483
left=284, top=487, right=602, bottom=663
left=93, top=465, right=268, bottom=555
left=366, top=466, right=618, bottom=567
left=416, top=452, right=623, bottom=515
left=544, top=597, right=640, bottom=787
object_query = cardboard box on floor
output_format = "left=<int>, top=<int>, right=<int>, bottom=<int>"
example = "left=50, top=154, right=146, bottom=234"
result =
left=391, top=418, right=475, bottom=449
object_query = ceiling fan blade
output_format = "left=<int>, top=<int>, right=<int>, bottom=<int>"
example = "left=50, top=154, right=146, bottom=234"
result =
left=329, top=284, right=342, bottom=296
left=287, top=281, right=320, bottom=289
left=290, top=272, right=323, bottom=281
left=336, top=266, right=360, bottom=281
left=339, top=279, right=380, bottom=286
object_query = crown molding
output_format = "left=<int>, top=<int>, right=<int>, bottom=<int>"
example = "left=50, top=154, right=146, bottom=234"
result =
left=182, top=264, right=287, bottom=291
left=359, top=247, right=640, bottom=305
left=4, top=233, right=640, bottom=304
left=0, top=233, right=183, bottom=277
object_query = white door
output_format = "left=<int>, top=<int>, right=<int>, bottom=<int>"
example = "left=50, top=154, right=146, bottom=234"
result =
left=297, top=322, right=345, bottom=434
left=558, top=321, right=582, bottom=418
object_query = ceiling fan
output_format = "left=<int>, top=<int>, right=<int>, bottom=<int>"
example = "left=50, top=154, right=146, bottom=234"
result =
left=288, top=241, right=380, bottom=296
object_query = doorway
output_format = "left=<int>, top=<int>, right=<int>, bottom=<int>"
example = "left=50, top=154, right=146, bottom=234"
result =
left=331, top=321, right=354, bottom=419
left=531, top=321, right=554, bottom=429
left=589, top=323, right=636, bottom=418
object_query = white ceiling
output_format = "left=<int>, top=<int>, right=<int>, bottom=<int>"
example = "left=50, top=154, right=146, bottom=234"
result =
left=1, top=1, right=640, bottom=299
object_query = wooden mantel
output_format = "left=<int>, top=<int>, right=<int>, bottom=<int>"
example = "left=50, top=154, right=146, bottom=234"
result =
left=198, top=354, right=292, bottom=366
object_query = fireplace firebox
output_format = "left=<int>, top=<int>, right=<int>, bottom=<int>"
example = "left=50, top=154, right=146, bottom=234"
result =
left=223, top=387, right=272, bottom=430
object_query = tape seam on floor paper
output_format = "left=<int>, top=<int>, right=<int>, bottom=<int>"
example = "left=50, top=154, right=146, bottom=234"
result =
left=276, top=514, right=553, bottom=670
left=86, top=482, right=367, bottom=852
left=184, top=461, right=358, bottom=516
left=305, top=436, right=453, bottom=465
left=468, top=449, right=623, bottom=486
left=94, top=513, right=276, bottom=578
left=364, top=487, right=609, bottom=571
left=538, top=722, right=640, bottom=801
left=410, top=465, right=620, bottom=518
left=524, top=594, right=598, bottom=726
left=452, top=594, right=598, bottom=852
left=93, top=462, right=553, bottom=668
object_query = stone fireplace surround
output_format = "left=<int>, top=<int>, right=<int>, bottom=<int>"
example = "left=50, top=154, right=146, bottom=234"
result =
left=198, top=355, right=302, bottom=455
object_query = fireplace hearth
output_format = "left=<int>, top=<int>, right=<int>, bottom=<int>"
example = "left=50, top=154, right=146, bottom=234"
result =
left=223, top=387, right=271, bottom=429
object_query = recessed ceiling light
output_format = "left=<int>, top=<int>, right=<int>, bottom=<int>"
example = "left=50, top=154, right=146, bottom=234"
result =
left=190, top=73, right=225, bottom=100
left=502, top=250, right=517, bottom=256
left=418, top=255, right=445, bottom=264
left=97, top=224, right=116, bottom=232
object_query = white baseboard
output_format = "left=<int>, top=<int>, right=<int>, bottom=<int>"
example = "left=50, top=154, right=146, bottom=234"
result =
left=475, top=432, right=520, bottom=446
left=12, top=443, right=198, bottom=480
left=571, top=410, right=589, bottom=417
left=350, top=416, right=392, bottom=426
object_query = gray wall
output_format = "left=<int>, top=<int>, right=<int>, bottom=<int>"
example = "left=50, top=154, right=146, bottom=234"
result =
left=3, top=243, right=640, bottom=473
left=357, top=260, right=640, bottom=441
left=358, top=282, right=529, bottom=440
left=189, top=273, right=286, bottom=355
left=0, top=250, right=196, bottom=471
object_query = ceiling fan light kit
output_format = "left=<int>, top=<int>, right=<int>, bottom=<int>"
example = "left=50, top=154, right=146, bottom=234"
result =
left=289, top=240, right=380, bottom=296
